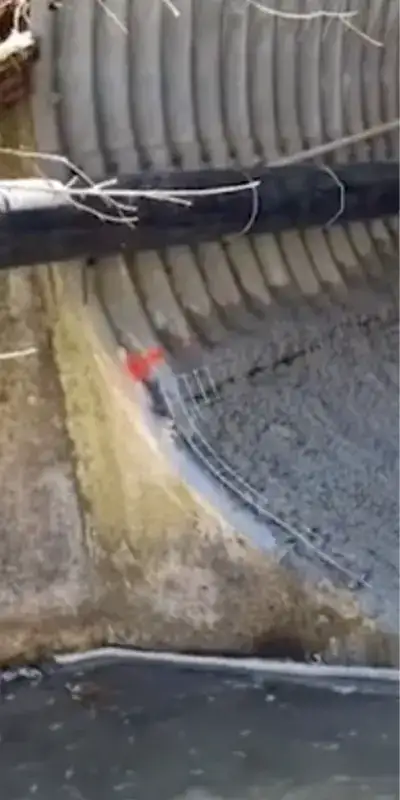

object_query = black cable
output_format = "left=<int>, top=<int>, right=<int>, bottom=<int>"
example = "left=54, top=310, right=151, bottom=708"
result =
left=0, top=161, right=398, bottom=270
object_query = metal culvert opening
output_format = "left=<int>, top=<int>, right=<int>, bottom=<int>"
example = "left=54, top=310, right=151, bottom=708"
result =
left=29, top=0, right=399, bottom=657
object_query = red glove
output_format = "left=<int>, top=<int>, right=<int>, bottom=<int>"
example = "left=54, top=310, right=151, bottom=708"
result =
left=123, top=347, right=165, bottom=383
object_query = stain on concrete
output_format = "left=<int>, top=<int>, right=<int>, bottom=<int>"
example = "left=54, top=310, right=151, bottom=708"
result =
left=0, top=267, right=90, bottom=636
left=0, top=105, right=104, bottom=663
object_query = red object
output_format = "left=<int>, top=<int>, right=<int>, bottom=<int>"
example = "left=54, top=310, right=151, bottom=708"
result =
left=124, top=347, right=165, bottom=382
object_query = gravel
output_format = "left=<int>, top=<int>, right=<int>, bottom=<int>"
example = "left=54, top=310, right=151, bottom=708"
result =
left=184, top=287, right=399, bottom=630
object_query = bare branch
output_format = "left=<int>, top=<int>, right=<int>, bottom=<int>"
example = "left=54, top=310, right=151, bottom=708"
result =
left=95, top=0, right=128, bottom=34
left=0, top=0, right=33, bottom=63
left=161, top=0, right=180, bottom=17
left=247, top=1, right=383, bottom=48
left=248, top=2, right=359, bottom=22
left=91, top=0, right=384, bottom=48
left=266, top=120, right=400, bottom=169
left=0, top=346, right=38, bottom=361
left=340, top=15, right=384, bottom=48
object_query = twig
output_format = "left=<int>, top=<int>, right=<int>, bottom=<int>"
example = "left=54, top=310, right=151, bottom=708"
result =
left=340, top=15, right=384, bottom=49
left=0, top=345, right=38, bottom=361
left=94, top=0, right=180, bottom=33
left=0, top=147, right=261, bottom=228
left=0, top=27, right=33, bottom=63
left=60, top=181, right=261, bottom=202
left=92, top=0, right=383, bottom=48
left=95, top=0, right=128, bottom=34
left=161, top=0, right=180, bottom=17
left=248, top=2, right=359, bottom=22
left=12, top=0, right=25, bottom=29
left=248, top=1, right=383, bottom=48
left=267, top=120, right=400, bottom=169
left=0, top=117, right=396, bottom=228
left=0, top=147, right=140, bottom=226
left=0, top=0, right=34, bottom=64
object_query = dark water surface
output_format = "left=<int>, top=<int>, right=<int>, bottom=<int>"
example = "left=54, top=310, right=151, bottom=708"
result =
left=0, top=657, right=398, bottom=799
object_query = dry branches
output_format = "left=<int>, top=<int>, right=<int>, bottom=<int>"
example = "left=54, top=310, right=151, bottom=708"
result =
left=247, top=1, right=383, bottom=47
left=93, top=0, right=384, bottom=49
left=0, top=345, right=38, bottom=361
left=0, top=1, right=397, bottom=230
left=0, top=145, right=261, bottom=228
left=0, top=0, right=33, bottom=64
left=0, top=0, right=37, bottom=108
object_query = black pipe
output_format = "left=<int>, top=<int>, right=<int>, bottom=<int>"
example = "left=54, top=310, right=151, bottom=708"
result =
left=0, top=162, right=398, bottom=269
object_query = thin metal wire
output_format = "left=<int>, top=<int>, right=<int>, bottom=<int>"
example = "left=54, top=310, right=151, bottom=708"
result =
left=162, top=379, right=372, bottom=590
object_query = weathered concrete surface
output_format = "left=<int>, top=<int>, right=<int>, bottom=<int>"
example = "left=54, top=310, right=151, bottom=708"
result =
left=0, top=264, right=99, bottom=660
left=0, top=268, right=88, bottom=618
left=0, top=255, right=397, bottom=667
left=0, top=108, right=397, bottom=669
left=28, top=263, right=395, bottom=668
left=0, top=106, right=95, bottom=663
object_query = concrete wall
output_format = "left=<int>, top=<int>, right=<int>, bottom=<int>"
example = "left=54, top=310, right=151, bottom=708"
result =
left=1, top=258, right=394, bottom=667
left=0, top=108, right=396, bottom=669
